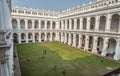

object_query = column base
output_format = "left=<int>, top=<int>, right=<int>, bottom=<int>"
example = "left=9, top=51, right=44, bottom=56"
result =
left=101, top=50, right=107, bottom=56
left=114, top=55, right=120, bottom=61
left=92, top=49, right=98, bottom=54
left=72, top=44, right=76, bottom=47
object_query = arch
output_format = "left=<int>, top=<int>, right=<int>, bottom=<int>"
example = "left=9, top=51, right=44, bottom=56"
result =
left=52, top=22, right=56, bottom=29
left=71, top=20, right=74, bottom=29
left=63, top=21, right=65, bottom=29
left=28, top=20, right=32, bottom=29
left=13, top=33, right=18, bottom=43
left=52, top=33, right=56, bottom=41
left=83, top=18, right=87, bottom=30
left=97, top=37, right=104, bottom=54
left=28, top=33, right=33, bottom=42
left=76, top=34, right=79, bottom=47
left=12, top=19, right=17, bottom=29
left=62, top=33, right=65, bottom=43
left=60, top=21, right=62, bottom=29
left=99, top=16, right=106, bottom=31
left=47, top=21, right=50, bottom=29
left=35, top=33, right=39, bottom=42
left=47, top=33, right=50, bottom=41
left=67, top=20, right=69, bottom=29
left=90, top=17, right=95, bottom=30
left=71, top=34, right=73, bottom=46
left=110, top=14, right=119, bottom=32
left=88, top=36, right=93, bottom=51
left=77, top=19, right=80, bottom=30
left=20, top=20, right=25, bottom=29
left=34, top=21, right=39, bottom=29
left=41, top=21, right=45, bottom=29
left=66, top=33, right=69, bottom=43
left=107, top=38, right=116, bottom=57
left=41, top=33, right=45, bottom=41
left=21, top=33, right=26, bottom=43
left=59, top=33, right=61, bottom=42
left=81, top=35, right=85, bottom=49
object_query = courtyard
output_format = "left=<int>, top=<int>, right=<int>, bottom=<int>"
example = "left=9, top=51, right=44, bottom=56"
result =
left=17, top=42, right=120, bottom=76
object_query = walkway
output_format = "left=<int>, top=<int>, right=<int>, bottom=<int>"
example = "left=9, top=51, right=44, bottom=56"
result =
left=14, top=44, right=21, bottom=76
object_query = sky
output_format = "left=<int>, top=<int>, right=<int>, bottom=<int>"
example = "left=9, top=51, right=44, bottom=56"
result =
left=12, top=0, right=96, bottom=11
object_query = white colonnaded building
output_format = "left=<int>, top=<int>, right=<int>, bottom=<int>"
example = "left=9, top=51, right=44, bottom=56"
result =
left=12, top=0, right=120, bottom=61
left=0, top=0, right=14, bottom=76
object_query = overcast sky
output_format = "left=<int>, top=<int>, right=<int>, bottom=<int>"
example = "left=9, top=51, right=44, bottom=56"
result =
left=12, top=0, right=96, bottom=11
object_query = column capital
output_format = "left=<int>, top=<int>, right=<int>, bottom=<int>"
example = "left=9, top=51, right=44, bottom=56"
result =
left=32, top=32, right=35, bottom=35
left=87, top=17, right=91, bottom=21
left=25, top=19, right=28, bottom=22
left=69, top=19, right=72, bottom=22
left=26, top=32, right=28, bottom=34
left=16, top=18, right=20, bottom=22
left=107, top=14, right=112, bottom=21
left=32, top=19, right=35, bottom=22
left=80, top=18, right=83, bottom=22
left=44, top=20, right=47, bottom=23
left=50, top=21, right=53, bottom=23
left=18, top=32, right=21, bottom=35
left=74, top=18, right=77, bottom=21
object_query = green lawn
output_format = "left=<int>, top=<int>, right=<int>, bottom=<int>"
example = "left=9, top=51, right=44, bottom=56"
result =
left=17, top=41, right=120, bottom=76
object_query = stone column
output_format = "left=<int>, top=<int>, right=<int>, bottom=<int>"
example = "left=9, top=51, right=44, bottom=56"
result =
left=50, top=32, right=52, bottom=41
left=56, top=21, right=60, bottom=30
left=105, top=14, right=112, bottom=32
left=32, top=33, right=35, bottom=43
left=101, top=37, right=109, bottom=56
left=18, top=33, right=21, bottom=44
left=80, top=18, right=83, bottom=31
left=72, top=34, right=76, bottom=47
left=44, top=32, right=47, bottom=41
left=64, top=33, right=67, bottom=43
left=84, top=35, right=89, bottom=51
left=61, top=21, right=64, bottom=30
left=25, top=19, right=28, bottom=30
left=92, top=36, right=98, bottom=53
left=118, top=16, right=120, bottom=33
left=61, top=33, right=64, bottom=43
left=114, top=39, right=120, bottom=60
left=0, top=63, right=9, bottom=76
left=44, top=21, right=47, bottom=30
left=95, top=16, right=100, bottom=32
left=69, top=19, right=72, bottom=30
left=86, top=17, right=91, bottom=31
left=74, top=19, right=77, bottom=30
left=68, top=33, right=71, bottom=45
left=78, top=35, right=82, bottom=48
left=32, top=20, right=35, bottom=29
left=50, top=21, right=52, bottom=30
left=39, top=32, right=41, bottom=42
left=39, top=20, right=41, bottom=29
left=17, top=19, right=20, bottom=30
left=55, top=32, right=59, bottom=41
left=65, top=20, right=67, bottom=30
left=26, top=33, right=28, bottom=43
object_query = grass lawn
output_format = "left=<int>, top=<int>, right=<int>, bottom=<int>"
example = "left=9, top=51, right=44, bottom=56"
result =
left=17, top=41, right=120, bottom=76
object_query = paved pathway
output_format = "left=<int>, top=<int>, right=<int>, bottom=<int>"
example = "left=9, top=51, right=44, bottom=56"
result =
left=14, top=45, right=21, bottom=76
